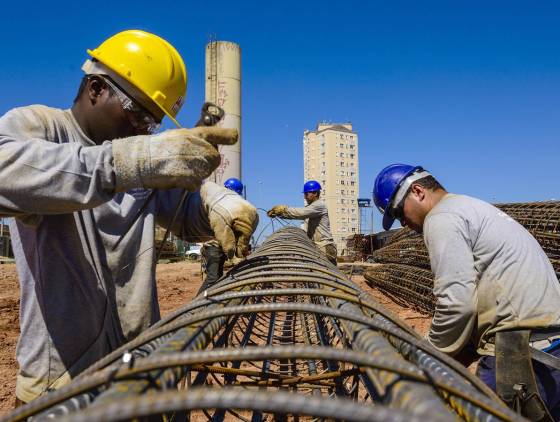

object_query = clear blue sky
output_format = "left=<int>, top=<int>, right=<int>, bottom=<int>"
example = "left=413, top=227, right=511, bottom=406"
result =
left=1, top=1, right=559, bottom=236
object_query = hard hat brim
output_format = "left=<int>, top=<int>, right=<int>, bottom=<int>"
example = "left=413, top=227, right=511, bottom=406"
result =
left=382, top=211, right=396, bottom=231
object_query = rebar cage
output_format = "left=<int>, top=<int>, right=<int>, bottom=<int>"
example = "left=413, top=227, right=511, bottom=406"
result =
left=5, top=228, right=522, bottom=422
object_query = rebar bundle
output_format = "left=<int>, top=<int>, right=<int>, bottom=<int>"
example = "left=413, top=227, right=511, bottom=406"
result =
left=384, top=227, right=419, bottom=246
left=364, top=264, right=436, bottom=314
left=372, top=238, right=430, bottom=270
left=496, top=201, right=560, bottom=276
left=4, top=227, right=520, bottom=422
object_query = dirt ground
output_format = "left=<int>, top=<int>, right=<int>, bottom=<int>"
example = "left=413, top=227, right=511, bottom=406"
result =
left=0, top=261, right=430, bottom=416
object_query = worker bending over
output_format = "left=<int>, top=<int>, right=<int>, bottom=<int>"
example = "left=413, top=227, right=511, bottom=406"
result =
left=200, top=177, right=245, bottom=291
left=373, top=163, right=560, bottom=420
left=0, top=30, right=258, bottom=404
left=268, top=180, right=337, bottom=265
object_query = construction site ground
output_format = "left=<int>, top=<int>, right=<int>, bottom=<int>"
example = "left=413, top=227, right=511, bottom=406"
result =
left=0, top=261, right=431, bottom=416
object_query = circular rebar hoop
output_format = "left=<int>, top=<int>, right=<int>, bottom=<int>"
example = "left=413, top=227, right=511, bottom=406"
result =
left=5, top=227, right=523, bottom=422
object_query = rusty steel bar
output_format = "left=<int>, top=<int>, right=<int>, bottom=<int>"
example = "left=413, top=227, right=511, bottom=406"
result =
left=363, top=264, right=436, bottom=314
left=5, top=227, right=522, bottom=422
left=373, top=238, right=431, bottom=270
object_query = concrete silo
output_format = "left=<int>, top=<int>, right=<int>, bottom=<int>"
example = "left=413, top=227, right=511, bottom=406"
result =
left=205, top=40, right=241, bottom=183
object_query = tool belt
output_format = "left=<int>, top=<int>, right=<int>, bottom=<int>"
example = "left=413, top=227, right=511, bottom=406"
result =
left=495, top=330, right=559, bottom=421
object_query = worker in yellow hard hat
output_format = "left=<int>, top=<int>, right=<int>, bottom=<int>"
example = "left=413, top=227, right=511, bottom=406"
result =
left=0, top=30, right=258, bottom=405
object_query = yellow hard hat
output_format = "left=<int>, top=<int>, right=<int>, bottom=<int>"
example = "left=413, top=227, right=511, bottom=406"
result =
left=87, top=30, right=187, bottom=127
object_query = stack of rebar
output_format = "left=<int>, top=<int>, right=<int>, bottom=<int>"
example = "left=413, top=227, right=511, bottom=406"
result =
left=5, top=227, right=520, bottom=422
left=365, top=229, right=434, bottom=314
left=363, top=201, right=560, bottom=315
left=346, top=234, right=370, bottom=261
left=496, top=201, right=560, bottom=276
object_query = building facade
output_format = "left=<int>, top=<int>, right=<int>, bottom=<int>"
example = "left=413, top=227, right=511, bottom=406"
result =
left=303, top=123, right=359, bottom=254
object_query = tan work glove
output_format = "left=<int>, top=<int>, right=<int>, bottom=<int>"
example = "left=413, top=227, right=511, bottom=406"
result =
left=200, top=182, right=259, bottom=259
left=267, top=205, right=288, bottom=218
left=112, top=127, right=238, bottom=192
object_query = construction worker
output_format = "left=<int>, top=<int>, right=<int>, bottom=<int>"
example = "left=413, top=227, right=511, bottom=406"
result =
left=200, top=177, right=245, bottom=292
left=267, top=180, right=337, bottom=265
left=0, top=30, right=258, bottom=404
left=373, top=163, right=560, bottom=420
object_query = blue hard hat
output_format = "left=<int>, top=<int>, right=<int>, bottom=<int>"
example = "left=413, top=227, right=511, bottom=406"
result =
left=224, top=178, right=244, bottom=195
left=373, top=164, right=422, bottom=230
left=303, top=180, right=321, bottom=193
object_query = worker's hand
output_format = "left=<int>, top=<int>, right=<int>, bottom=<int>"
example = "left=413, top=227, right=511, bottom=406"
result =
left=267, top=205, right=288, bottom=218
left=200, top=182, right=259, bottom=259
left=112, top=127, right=238, bottom=192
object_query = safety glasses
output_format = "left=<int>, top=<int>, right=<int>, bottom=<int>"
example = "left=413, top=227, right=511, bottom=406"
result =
left=101, top=76, right=161, bottom=134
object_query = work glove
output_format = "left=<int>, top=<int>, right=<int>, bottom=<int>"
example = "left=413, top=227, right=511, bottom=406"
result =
left=112, top=127, right=238, bottom=192
left=267, top=205, right=288, bottom=218
left=200, top=182, right=259, bottom=259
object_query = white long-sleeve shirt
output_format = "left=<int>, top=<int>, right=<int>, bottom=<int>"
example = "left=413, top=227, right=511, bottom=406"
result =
left=0, top=105, right=215, bottom=401
left=424, top=194, right=560, bottom=356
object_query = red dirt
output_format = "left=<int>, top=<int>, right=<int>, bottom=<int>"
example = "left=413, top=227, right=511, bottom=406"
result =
left=0, top=262, right=430, bottom=416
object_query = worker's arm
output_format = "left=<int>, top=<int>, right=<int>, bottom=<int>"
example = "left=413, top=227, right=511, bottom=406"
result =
left=0, top=107, right=116, bottom=217
left=155, top=189, right=214, bottom=243
left=281, top=202, right=323, bottom=220
left=156, top=182, right=258, bottom=259
left=0, top=106, right=237, bottom=217
left=423, top=212, right=478, bottom=356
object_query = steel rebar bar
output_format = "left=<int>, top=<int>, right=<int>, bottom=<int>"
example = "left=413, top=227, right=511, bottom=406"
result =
left=4, top=227, right=522, bottom=422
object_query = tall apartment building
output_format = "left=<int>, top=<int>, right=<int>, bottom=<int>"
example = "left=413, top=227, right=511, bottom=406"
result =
left=303, top=123, right=359, bottom=254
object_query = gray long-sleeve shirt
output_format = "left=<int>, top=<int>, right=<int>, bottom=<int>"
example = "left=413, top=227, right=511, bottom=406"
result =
left=423, top=194, right=560, bottom=356
left=282, top=199, right=334, bottom=246
left=0, top=105, right=214, bottom=401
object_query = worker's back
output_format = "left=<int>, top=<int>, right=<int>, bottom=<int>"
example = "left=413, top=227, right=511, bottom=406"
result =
left=424, top=193, right=560, bottom=355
